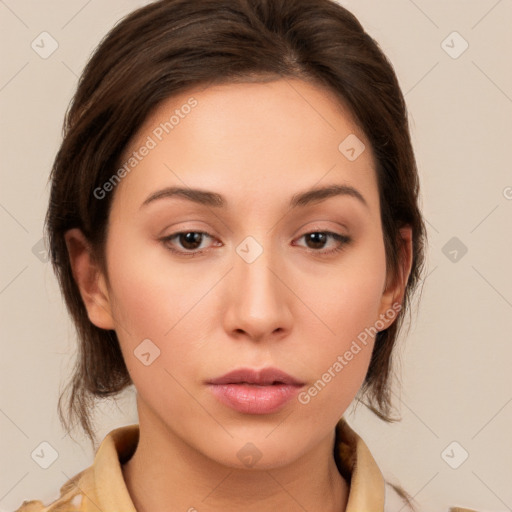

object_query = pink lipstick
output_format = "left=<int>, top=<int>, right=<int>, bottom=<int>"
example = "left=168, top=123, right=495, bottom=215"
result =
left=207, top=367, right=304, bottom=414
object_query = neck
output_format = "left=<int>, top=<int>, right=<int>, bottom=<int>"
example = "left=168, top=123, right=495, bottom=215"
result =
left=121, top=406, right=349, bottom=512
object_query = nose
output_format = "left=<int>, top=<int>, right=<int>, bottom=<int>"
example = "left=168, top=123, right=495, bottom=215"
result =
left=223, top=240, right=293, bottom=342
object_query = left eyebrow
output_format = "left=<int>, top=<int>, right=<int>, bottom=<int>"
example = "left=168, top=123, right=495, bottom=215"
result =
left=139, top=183, right=368, bottom=210
left=289, top=184, right=368, bottom=209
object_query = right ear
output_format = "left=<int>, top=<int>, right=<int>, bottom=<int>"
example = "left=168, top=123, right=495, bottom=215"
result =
left=64, top=228, right=115, bottom=330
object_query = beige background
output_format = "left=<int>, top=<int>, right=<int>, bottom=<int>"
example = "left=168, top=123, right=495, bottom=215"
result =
left=1, top=0, right=511, bottom=510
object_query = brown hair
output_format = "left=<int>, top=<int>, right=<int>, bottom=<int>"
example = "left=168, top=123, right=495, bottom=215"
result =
left=46, top=0, right=426, bottom=467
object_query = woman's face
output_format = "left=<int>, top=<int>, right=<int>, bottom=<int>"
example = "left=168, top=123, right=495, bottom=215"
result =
left=73, top=78, right=409, bottom=468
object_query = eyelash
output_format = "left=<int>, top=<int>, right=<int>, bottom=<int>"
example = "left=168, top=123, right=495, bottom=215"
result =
left=160, top=230, right=352, bottom=258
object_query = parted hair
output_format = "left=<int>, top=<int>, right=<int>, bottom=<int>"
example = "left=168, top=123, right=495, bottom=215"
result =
left=46, top=0, right=427, bottom=478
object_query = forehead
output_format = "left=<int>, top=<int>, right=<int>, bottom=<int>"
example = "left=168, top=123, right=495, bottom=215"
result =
left=126, top=78, right=366, bottom=155
left=113, top=78, right=379, bottom=216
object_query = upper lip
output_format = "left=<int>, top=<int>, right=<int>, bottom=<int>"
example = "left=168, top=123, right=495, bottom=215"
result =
left=207, top=367, right=304, bottom=386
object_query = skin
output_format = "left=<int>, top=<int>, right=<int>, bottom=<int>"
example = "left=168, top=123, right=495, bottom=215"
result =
left=65, top=78, right=413, bottom=512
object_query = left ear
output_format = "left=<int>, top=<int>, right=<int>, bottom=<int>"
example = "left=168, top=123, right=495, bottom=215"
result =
left=377, top=226, right=413, bottom=330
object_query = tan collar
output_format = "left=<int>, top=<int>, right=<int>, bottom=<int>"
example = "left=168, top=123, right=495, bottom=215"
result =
left=334, top=417, right=385, bottom=510
left=88, top=417, right=385, bottom=511
left=17, top=417, right=386, bottom=511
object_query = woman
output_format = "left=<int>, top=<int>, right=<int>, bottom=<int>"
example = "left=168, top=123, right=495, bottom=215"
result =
left=15, top=0, right=479, bottom=510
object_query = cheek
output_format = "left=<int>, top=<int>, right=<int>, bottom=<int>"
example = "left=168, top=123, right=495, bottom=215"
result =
left=308, top=236, right=387, bottom=344
left=104, top=235, right=219, bottom=388
left=105, top=229, right=209, bottom=337
left=296, top=237, right=387, bottom=407
left=104, top=252, right=205, bottom=411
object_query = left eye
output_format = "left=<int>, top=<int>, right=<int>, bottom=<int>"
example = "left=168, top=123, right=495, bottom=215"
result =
left=294, top=231, right=351, bottom=254
left=161, top=230, right=351, bottom=257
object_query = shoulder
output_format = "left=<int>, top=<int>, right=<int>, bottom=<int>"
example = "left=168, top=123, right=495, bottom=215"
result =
left=14, top=424, right=139, bottom=512
left=384, top=482, right=483, bottom=512
left=14, top=494, right=83, bottom=512
left=13, top=469, right=87, bottom=512
left=384, top=480, right=416, bottom=511
left=13, top=501, right=47, bottom=512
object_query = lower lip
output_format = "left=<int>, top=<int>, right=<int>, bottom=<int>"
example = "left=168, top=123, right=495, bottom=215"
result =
left=208, top=383, right=302, bottom=414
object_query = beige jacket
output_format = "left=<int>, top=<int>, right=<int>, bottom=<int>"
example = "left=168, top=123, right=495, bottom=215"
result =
left=14, top=417, right=478, bottom=512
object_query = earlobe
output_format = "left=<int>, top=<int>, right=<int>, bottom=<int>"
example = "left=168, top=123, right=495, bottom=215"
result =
left=64, top=228, right=115, bottom=330
left=377, top=226, right=413, bottom=330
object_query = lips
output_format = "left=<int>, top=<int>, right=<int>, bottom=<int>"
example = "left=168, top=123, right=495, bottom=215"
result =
left=207, top=367, right=304, bottom=386
left=207, top=367, right=305, bottom=414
